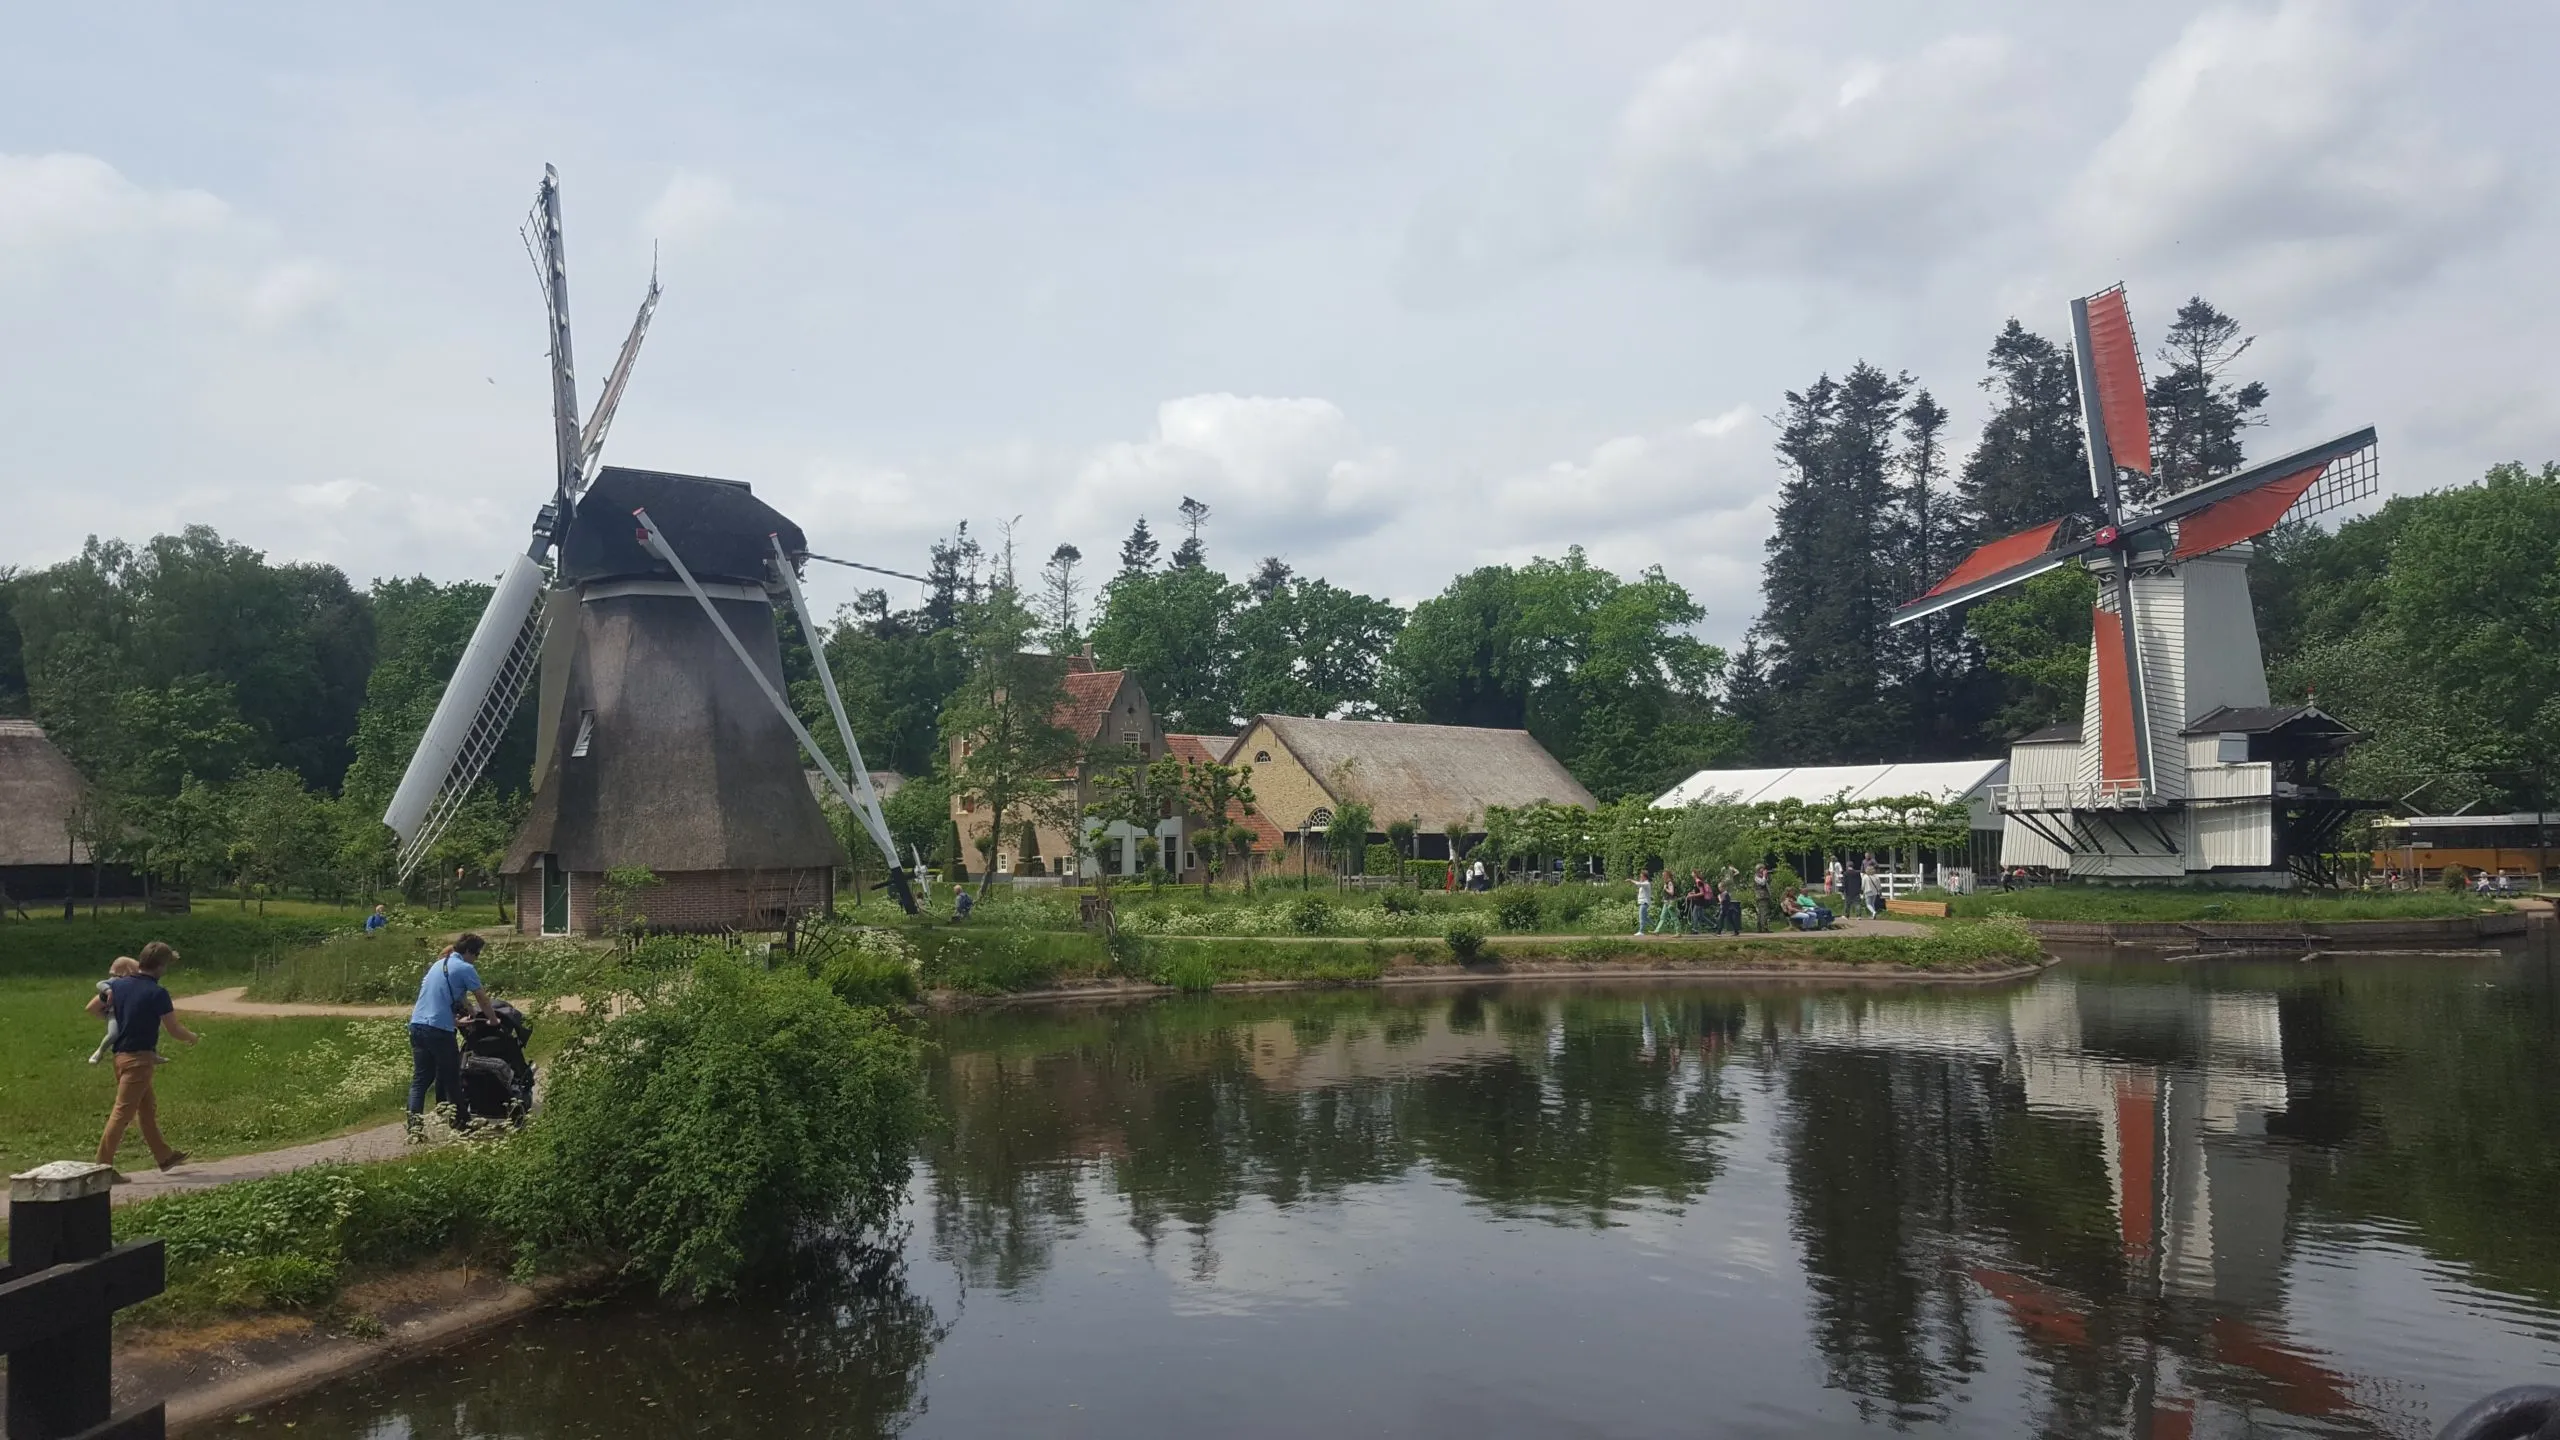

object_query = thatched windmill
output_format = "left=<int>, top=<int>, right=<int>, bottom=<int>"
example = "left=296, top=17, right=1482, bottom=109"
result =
left=382, top=167, right=913, bottom=932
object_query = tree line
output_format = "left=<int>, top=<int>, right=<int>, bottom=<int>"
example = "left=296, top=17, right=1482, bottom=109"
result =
left=4, top=292, right=2555, bottom=901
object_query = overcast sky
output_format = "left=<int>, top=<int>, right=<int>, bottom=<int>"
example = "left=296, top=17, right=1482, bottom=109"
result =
left=2, top=0, right=2549, bottom=647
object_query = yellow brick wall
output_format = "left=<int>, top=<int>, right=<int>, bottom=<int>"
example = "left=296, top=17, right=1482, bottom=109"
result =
left=1233, top=720, right=1337, bottom=832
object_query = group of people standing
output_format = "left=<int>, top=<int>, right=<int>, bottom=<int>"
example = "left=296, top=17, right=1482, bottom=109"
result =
left=1632, top=866, right=1761, bottom=935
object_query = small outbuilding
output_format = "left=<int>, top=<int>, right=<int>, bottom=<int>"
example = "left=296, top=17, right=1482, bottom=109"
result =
left=0, top=718, right=144, bottom=910
left=1234, top=715, right=1597, bottom=862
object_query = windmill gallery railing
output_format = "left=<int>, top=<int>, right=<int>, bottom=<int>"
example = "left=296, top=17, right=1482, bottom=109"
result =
left=2, top=1163, right=167, bottom=1439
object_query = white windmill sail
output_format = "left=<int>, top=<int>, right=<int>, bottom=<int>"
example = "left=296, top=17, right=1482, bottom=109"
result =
left=769, top=534, right=898, bottom=866
left=382, top=555, right=548, bottom=876
left=577, top=262, right=661, bottom=494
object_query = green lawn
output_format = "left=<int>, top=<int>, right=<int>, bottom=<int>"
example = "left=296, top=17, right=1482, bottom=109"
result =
left=0, top=974, right=414, bottom=1174
left=1947, top=885, right=2507, bottom=923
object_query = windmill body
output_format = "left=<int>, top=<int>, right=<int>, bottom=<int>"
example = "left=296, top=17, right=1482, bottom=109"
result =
left=381, top=166, right=914, bottom=929
left=1896, top=287, right=2376, bottom=886
left=500, top=467, right=846, bottom=934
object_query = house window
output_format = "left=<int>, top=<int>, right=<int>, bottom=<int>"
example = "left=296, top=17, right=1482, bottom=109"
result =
left=570, top=711, right=595, bottom=758
left=1121, top=729, right=1140, bottom=745
left=1255, top=750, right=1270, bottom=762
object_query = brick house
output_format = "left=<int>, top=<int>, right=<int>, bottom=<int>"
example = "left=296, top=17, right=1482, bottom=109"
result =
left=952, top=649, right=1203, bottom=879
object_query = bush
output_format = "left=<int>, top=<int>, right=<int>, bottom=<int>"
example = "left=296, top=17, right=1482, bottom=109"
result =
left=1364, top=843, right=1401, bottom=877
left=1289, top=894, right=1339, bottom=935
left=1444, top=920, right=1487, bottom=964
left=1546, top=888, right=1595, bottom=925
left=499, top=956, right=925, bottom=1299
left=1495, top=889, right=1543, bottom=932
left=1407, top=860, right=1451, bottom=886
left=1379, top=888, right=1419, bottom=915
left=1157, top=950, right=1221, bottom=992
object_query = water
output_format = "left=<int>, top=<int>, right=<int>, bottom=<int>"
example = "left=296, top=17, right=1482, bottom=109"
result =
left=265, top=956, right=2560, bottom=1438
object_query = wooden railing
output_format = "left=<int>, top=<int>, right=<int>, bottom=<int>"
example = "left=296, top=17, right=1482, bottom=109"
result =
left=3, top=1163, right=166, bottom=1439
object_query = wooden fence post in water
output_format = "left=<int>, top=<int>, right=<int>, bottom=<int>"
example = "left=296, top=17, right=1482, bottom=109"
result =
left=3, top=1162, right=166, bottom=1440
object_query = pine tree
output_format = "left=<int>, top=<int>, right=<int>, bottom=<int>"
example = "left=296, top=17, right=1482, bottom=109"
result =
left=1037, top=543, right=1084, bottom=652
left=922, top=522, right=981, bottom=631
left=1891, top=388, right=1987, bottom=755
left=1751, top=362, right=1910, bottom=763
left=2145, top=296, right=2267, bottom=499
left=1955, top=320, right=2086, bottom=540
left=1248, top=556, right=1292, bottom=601
left=1118, top=517, right=1160, bottom=574
left=1171, top=496, right=1211, bottom=569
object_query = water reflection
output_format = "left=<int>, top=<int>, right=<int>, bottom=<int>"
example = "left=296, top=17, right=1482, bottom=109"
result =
left=265, top=954, right=2560, bottom=1439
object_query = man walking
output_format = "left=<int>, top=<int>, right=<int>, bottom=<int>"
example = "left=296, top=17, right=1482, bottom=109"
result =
left=92, top=940, right=197, bottom=1178
left=409, top=933, right=495, bottom=1136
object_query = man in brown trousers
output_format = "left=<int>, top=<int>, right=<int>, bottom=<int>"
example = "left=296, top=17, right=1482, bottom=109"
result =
left=91, top=940, right=199, bottom=1178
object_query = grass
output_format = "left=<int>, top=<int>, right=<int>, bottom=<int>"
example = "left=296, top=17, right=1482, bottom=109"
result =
left=1501, top=918, right=2045, bottom=972
left=246, top=928, right=611, bottom=1004
left=0, top=974, right=416, bottom=1174
left=1947, top=885, right=2508, bottom=923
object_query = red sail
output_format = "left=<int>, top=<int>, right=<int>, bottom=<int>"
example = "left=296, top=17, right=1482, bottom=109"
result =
left=2172, top=462, right=2327, bottom=559
left=2085, top=288, right=2152, bottom=478
left=2093, top=607, right=2143, bottom=786
left=1922, top=520, right=2064, bottom=598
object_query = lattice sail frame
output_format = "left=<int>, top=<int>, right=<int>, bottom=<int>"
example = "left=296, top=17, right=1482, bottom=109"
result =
left=396, top=602, right=547, bottom=881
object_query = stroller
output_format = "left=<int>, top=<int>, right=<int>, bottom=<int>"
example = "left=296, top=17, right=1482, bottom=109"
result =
left=456, top=1000, right=536, bottom=1129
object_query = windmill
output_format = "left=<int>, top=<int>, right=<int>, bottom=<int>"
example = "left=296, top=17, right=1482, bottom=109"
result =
left=382, top=166, right=916, bottom=929
left=1894, top=286, right=2377, bottom=884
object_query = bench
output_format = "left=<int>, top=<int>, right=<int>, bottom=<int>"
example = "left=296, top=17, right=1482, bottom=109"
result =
left=1885, top=897, right=1951, bottom=918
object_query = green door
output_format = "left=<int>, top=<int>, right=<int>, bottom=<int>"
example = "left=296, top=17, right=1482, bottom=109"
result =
left=541, top=855, right=568, bottom=934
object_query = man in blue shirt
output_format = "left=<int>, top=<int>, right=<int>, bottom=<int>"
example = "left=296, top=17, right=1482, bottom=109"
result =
left=90, top=940, right=199, bottom=1177
left=409, top=933, right=495, bottom=1135
left=364, top=904, right=389, bottom=937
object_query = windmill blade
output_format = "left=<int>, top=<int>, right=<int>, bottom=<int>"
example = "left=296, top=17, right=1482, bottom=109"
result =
left=2090, top=574, right=2154, bottom=796
left=525, top=166, right=581, bottom=524
left=2071, top=286, right=2152, bottom=511
left=383, top=554, right=550, bottom=878
left=575, top=262, right=661, bottom=494
left=2135, top=427, right=2380, bottom=560
left=1891, top=520, right=2091, bottom=626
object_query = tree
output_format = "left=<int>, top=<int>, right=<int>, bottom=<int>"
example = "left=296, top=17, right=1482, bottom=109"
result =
left=1325, top=800, right=1373, bottom=878
left=1118, top=517, right=1160, bottom=574
left=922, top=523, right=984, bottom=631
left=1172, top=496, right=1211, bottom=570
left=941, top=581, right=1082, bottom=898
left=1088, top=562, right=1242, bottom=733
left=1083, top=753, right=1176, bottom=892
left=1176, top=757, right=1257, bottom=893
left=228, top=766, right=324, bottom=912
left=1891, top=388, right=1989, bottom=757
left=1037, top=544, right=1086, bottom=654
left=1231, top=574, right=1403, bottom=720
left=1966, top=566, right=2098, bottom=741
left=1387, top=550, right=1733, bottom=799
left=0, top=569, right=26, bottom=717
left=1955, top=320, right=2087, bottom=540
left=2145, top=296, right=2267, bottom=500
left=1749, top=364, right=1910, bottom=763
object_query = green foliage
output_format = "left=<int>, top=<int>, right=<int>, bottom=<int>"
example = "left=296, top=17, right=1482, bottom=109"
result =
left=1384, top=547, right=1735, bottom=800
left=1444, top=919, right=1487, bottom=963
left=1289, top=894, right=1339, bottom=935
left=1967, top=565, right=2098, bottom=740
left=1495, top=889, right=1543, bottom=932
left=1325, top=801, right=1374, bottom=874
left=1364, top=842, right=1402, bottom=877
left=1089, top=561, right=1244, bottom=732
left=800, top=921, right=923, bottom=1009
left=500, top=956, right=925, bottom=1299
left=1407, top=859, right=1451, bottom=885
left=1957, top=319, right=2086, bottom=539
left=1379, top=887, right=1419, bottom=915
left=1231, top=572, right=1404, bottom=720
left=943, top=575, right=1080, bottom=898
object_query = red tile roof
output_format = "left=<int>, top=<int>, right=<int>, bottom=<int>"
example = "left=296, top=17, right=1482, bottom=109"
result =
left=1163, top=733, right=1236, bottom=765
left=1053, top=670, right=1127, bottom=741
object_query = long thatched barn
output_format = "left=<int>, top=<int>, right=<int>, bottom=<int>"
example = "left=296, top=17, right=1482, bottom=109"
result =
left=1232, top=714, right=1596, bottom=862
left=0, top=718, right=143, bottom=908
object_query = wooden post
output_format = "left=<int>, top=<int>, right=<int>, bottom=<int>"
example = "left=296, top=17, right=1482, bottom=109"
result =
left=5, top=1162, right=166, bottom=1440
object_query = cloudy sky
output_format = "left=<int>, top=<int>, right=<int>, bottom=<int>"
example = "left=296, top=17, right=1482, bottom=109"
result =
left=2, top=0, right=2549, bottom=646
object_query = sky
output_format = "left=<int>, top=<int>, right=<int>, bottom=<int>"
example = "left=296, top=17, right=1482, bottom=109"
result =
left=2, top=0, right=2550, bottom=648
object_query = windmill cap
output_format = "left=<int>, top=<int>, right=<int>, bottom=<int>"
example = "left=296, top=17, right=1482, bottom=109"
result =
left=562, top=467, right=807, bottom=587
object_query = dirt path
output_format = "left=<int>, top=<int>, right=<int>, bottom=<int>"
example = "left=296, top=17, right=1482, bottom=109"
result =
left=111, top=1121, right=420, bottom=1206
left=178, top=987, right=409, bottom=1019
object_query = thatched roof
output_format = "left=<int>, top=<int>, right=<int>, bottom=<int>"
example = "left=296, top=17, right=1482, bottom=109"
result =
left=504, top=591, right=846, bottom=875
left=0, top=719, right=90, bottom=866
left=1254, top=715, right=1594, bottom=831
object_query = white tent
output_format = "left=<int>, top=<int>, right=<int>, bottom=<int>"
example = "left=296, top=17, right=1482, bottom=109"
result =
left=1652, top=759, right=2009, bottom=814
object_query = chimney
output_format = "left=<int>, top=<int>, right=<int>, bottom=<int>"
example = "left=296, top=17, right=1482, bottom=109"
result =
left=1068, top=643, right=1096, bottom=675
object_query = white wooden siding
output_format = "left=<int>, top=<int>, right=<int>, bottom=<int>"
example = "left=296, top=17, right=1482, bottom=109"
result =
left=2188, top=764, right=2273, bottom=800
left=2190, top=800, right=2274, bottom=869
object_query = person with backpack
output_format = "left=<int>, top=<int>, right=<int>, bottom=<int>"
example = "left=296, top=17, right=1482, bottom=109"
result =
left=409, top=934, right=496, bottom=1137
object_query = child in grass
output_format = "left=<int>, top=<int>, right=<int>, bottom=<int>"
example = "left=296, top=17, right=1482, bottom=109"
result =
left=87, top=955, right=144, bottom=1065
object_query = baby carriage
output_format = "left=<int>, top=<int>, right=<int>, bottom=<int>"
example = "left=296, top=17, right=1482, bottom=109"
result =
left=456, top=1000, right=536, bottom=1128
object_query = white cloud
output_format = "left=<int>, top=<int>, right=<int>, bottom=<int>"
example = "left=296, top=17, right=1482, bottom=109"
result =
left=1598, top=32, right=2028, bottom=278
left=641, top=171, right=739, bottom=253
left=0, top=152, right=228, bottom=255
left=1066, top=394, right=1402, bottom=553
left=2061, top=0, right=2506, bottom=310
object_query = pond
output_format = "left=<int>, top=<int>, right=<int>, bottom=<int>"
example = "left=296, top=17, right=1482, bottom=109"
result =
left=266, top=955, right=2560, bottom=1438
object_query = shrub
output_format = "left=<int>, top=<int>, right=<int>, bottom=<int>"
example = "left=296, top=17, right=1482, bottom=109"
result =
left=1546, top=888, right=1595, bottom=925
left=1407, top=860, right=1451, bottom=886
left=1364, top=843, right=1402, bottom=877
left=499, top=956, right=925, bottom=1299
left=1379, top=888, right=1419, bottom=915
left=1444, top=920, right=1487, bottom=964
left=1289, top=894, right=1339, bottom=935
left=1157, top=950, right=1220, bottom=992
left=1495, top=889, right=1543, bottom=932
